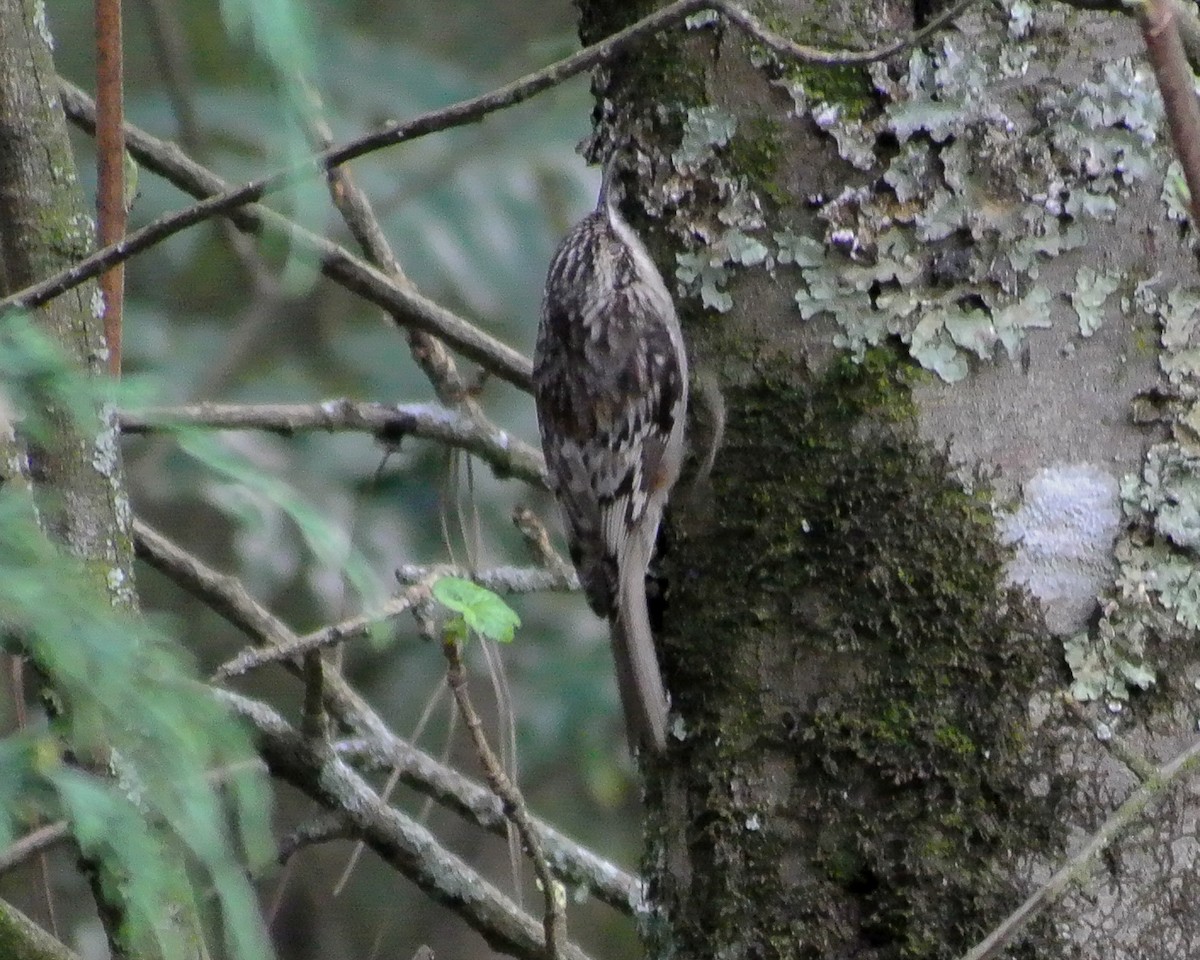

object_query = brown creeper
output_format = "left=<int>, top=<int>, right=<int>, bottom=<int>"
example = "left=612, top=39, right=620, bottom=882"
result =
left=533, top=163, right=688, bottom=755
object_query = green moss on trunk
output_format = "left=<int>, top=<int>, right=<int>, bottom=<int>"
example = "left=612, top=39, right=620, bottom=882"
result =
left=651, top=351, right=1065, bottom=958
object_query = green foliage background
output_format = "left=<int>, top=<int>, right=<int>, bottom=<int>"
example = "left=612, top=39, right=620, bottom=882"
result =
left=1, top=1, right=645, bottom=957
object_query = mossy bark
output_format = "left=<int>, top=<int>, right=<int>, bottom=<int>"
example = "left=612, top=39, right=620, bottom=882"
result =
left=575, top=1, right=1071, bottom=957
left=648, top=353, right=1064, bottom=959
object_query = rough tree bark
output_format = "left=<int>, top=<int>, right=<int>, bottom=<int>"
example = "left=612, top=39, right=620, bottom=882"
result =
left=578, top=1, right=1200, bottom=957
left=0, top=0, right=135, bottom=588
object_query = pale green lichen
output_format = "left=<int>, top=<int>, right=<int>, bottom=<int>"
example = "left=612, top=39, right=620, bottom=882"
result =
left=674, top=105, right=738, bottom=173
left=660, top=3, right=1191, bottom=710
left=1070, top=443, right=1200, bottom=702
left=1161, top=161, right=1189, bottom=223
left=747, top=8, right=1163, bottom=384
left=668, top=103, right=774, bottom=312
left=1071, top=267, right=1119, bottom=337
left=676, top=251, right=734, bottom=312
left=660, top=3, right=1163, bottom=389
left=34, top=0, right=54, bottom=50
left=1064, top=611, right=1155, bottom=702
left=1072, top=277, right=1200, bottom=700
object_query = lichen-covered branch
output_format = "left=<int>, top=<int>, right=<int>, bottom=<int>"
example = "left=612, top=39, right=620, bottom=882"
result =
left=212, top=582, right=434, bottom=681
left=0, top=0, right=134, bottom=600
left=0, top=824, right=69, bottom=877
left=336, top=735, right=644, bottom=914
left=133, top=518, right=642, bottom=915
left=395, top=563, right=578, bottom=595
left=0, top=0, right=152, bottom=952
left=218, top=689, right=595, bottom=960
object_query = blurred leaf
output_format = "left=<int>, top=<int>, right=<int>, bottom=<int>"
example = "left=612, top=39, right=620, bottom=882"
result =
left=177, top=429, right=388, bottom=617
left=0, top=480, right=275, bottom=960
left=433, top=576, right=520, bottom=643
left=0, top=319, right=274, bottom=960
left=219, top=0, right=315, bottom=81
left=216, top=0, right=326, bottom=293
left=0, top=313, right=105, bottom=436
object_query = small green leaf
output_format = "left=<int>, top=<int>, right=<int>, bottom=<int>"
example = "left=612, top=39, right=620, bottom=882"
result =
left=432, top=577, right=520, bottom=643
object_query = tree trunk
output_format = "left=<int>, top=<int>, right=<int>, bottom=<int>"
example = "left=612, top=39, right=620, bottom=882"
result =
left=580, top=1, right=1199, bottom=957
left=0, top=0, right=135, bottom=592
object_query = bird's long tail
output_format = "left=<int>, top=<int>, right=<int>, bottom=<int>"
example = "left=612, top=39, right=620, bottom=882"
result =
left=611, top=553, right=669, bottom=755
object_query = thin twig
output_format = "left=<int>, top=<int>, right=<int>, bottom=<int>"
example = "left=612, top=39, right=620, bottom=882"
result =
left=275, top=813, right=353, bottom=866
left=959, top=735, right=1200, bottom=960
left=301, top=651, right=328, bottom=743
left=335, top=736, right=645, bottom=915
left=118, top=400, right=547, bottom=487
left=0, top=822, right=70, bottom=876
left=443, top=638, right=566, bottom=958
left=212, top=583, right=432, bottom=681
left=0, top=761, right=263, bottom=878
left=512, top=506, right=574, bottom=578
left=4, top=0, right=979, bottom=316
left=133, top=519, right=641, bottom=914
left=133, top=518, right=295, bottom=647
left=331, top=677, right=449, bottom=898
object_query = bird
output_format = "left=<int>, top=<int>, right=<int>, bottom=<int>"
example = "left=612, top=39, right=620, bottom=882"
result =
left=533, top=157, right=689, bottom=755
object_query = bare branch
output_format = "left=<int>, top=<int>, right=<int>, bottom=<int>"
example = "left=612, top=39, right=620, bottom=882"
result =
left=219, top=688, right=595, bottom=960
left=336, top=735, right=644, bottom=915
left=0, top=822, right=70, bottom=876
left=512, top=506, right=574, bottom=577
left=960, top=735, right=1200, bottom=960
left=56, top=83, right=533, bottom=393
left=296, top=80, right=472, bottom=407
left=396, top=564, right=578, bottom=595
left=133, top=518, right=296, bottom=648
left=118, top=400, right=547, bottom=488
left=300, top=651, right=328, bottom=743
left=134, top=519, right=640, bottom=914
left=275, top=813, right=353, bottom=866
left=444, top=638, right=567, bottom=957
left=5, top=0, right=980, bottom=317
left=212, top=583, right=432, bottom=681
left=0, top=898, right=78, bottom=960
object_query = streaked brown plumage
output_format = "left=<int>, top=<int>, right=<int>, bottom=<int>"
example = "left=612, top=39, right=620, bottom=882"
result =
left=533, top=165, right=688, bottom=754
